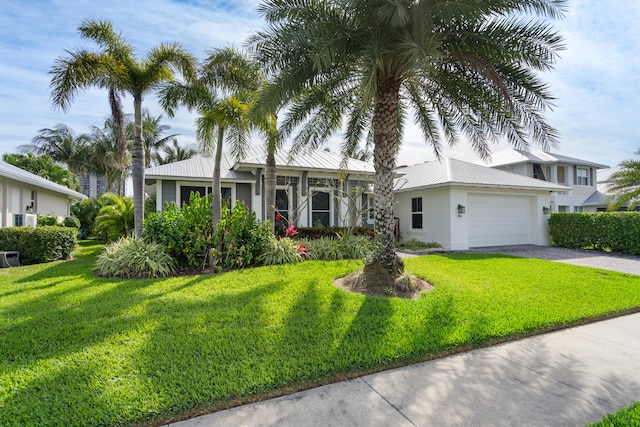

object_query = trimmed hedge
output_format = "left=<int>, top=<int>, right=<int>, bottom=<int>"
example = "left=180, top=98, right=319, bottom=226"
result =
left=0, top=226, right=78, bottom=265
left=277, top=226, right=375, bottom=239
left=549, top=212, right=640, bottom=255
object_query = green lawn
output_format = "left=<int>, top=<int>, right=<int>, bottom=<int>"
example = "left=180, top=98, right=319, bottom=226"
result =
left=588, top=401, right=640, bottom=426
left=1, top=241, right=639, bottom=426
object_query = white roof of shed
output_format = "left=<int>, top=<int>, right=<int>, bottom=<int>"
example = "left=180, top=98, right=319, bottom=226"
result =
left=396, top=158, right=569, bottom=192
left=0, top=160, right=87, bottom=200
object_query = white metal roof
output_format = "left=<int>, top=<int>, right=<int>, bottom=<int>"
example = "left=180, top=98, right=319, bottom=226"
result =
left=477, top=148, right=609, bottom=169
left=396, top=158, right=569, bottom=192
left=0, top=160, right=87, bottom=200
left=145, top=145, right=374, bottom=180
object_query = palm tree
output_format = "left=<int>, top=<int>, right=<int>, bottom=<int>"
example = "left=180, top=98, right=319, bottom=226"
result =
left=49, top=18, right=197, bottom=237
left=20, top=123, right=91, bottom=174
left=607, top=150, right=640, bottom=211
left=87, top=118, right=131, bottom=194
left=126, top=110, right=179, bottom=168
left=155, top=138, right=198, bottom=165
left=251, top=0, right=566, bottom=281
left=160, top=46, right=260, bottom=228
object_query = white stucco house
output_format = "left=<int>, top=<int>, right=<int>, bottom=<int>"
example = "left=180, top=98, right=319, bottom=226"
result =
left=478, top=148, right=608, bottom=213
left=394, top=158, right=568, bottom=250
left=145, top=146, right=375, bottom=228
left=0, top=160, right=87, bottom=228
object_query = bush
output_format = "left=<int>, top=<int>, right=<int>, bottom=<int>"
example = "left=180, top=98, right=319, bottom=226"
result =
left=95, top=238, right=176, bottom=278
left=0, top=226, right=77, bottom=265
left=301, top=235, right=373, bottom=260
left=37, top=213, right=59, bottom=227
left=143, top=192, right=214, bottom=268
left=258, top=236, right=304, bottom=265
left=396, top=238, right=443, bottom=251
left=71, top=198, right=103, bottom=239
left=277, top=226, right=374, bottom=240
left=213, top=201, right=272, bottom=269
left=62, top=215, right=81, bottom=229
left=94, top=193, right=134, bottom=242
left=549, top=212, right=640, bottom=255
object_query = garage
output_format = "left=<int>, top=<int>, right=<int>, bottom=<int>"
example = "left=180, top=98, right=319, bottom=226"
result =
left=468, top=194, right=532, bottom=247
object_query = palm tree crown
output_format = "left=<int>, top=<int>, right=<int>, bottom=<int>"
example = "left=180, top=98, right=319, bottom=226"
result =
left=607, top=150, right=640, bottom=211
left=251, top=0, right=566, bottom=278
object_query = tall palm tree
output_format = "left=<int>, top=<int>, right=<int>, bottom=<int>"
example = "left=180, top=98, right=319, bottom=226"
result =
left=20, top=123, right=91, bottom=174
left=251, top=0, right=566, bottom=280
left=87, top=118, right=131, bottom=194
left=49, top=18, right=197, bottom=237
left=126, top=110, right=179, bottom=168
left=155, top=138, right=198, bottom=165
left=607, top=150, right=640, bottom=211
left=160, top=46, right=261, bottom=228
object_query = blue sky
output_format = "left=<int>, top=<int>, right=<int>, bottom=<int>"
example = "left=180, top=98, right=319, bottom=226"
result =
left=1, top=0, right=638, bottom=169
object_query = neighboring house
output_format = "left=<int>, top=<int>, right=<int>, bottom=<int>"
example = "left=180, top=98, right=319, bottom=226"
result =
left=144, top=146, right=375, bottom=228
left=582, top=166, right=640, bottom=212
left=477, top=148, right=608, bottom=213
left=78, top=172, right=109, bottom=199
left=394, top=158, right=568, bottom=250
left=0, top=160, right=87, bottom=227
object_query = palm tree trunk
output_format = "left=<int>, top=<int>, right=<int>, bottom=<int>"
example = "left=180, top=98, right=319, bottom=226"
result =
left=364, top=75, right=404, bottom=278
left=212, top=127, right=225, bottom=229
left=132, top=94, right=145, bottom=238
left=265, top=145, right=277, bottom=232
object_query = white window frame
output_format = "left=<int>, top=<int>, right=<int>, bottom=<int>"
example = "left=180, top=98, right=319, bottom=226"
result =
left=576, top=167, right=590, bottom=186
left=411, top=197, right=423, bottom=229
left=310, top=188, right=333, bottom=227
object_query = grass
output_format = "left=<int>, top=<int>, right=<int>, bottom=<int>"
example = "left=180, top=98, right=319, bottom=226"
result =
left=588, top=401, right=640, bottom=426
left=1, top=241, right=639, bottom=426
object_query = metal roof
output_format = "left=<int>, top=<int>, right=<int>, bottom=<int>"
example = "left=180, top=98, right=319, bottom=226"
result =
left=145, top=145, right=374, bottom=180
left=477, top=148, right=609, bottom=169
left=396, top=158, right=569, bottom=192
left=0, top=160, right=87, bottom=200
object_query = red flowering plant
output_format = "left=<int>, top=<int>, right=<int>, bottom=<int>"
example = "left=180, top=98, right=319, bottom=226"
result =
left=285, top=224, right=298, bottom=238
left=298, top=242, right=308, bottom=259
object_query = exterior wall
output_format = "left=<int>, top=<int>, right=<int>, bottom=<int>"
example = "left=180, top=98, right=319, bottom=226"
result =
left=394, top=186, right=553, bottom=250
left=0, top=175, right=72, bottom=227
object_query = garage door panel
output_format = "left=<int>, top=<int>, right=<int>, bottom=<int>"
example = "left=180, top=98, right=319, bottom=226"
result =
left=468, top=194, right=531, bottom=247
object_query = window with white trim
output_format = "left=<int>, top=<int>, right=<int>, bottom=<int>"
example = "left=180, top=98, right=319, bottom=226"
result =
left=411, top=197, right=423, bottom=229
left=275, top=189, right=289, bottom=227
left=574, top=206, right=584, bottom=213
left=576, top=167, right=590, bottom=186
left=311, top=191, right=331, bottom=227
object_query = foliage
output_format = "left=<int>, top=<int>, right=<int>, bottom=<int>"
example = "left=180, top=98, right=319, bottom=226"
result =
left=588, top=401, right=640, bottom=427
left=258, top=236, right=304, bottom=265
left=70, top=198, right=103, bottom=238
left=18, top=124, right=91, bottom=175
left=606, top=150, right=640, bottom=211
left=0, top=226, right=77, bottom=264
left=213, top=201, right=272, bottom=269
left=2, top=152, right=80, bottom=191
left=93, top=193, right=134, bottom=242
left=549, top=212, right=640, bottom=255
left=143, top=192, right=214, bottom=268
left=95, top=237, right=176, bottom=278
left=277, top=226, right=374, bottom=240
left=37, top=213, right=59, bottom=227
left=397, top=239, right=443, bottom=251
left=300, top=235, right=373, bottom=260
left=61, top=215, right=81, bottom=229
left=2, top=246, right=640, bottom=426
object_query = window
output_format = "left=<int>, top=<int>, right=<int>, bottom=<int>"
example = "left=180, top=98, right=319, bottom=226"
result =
left=208, top=187, right=232, bottom=205
left=558, top=205, right=569, bottom=213
left=533, top=163, right=546, bottom=180
left=574, top=206, right=583, bottom=213
left=411, top=197, right=423, bottom=229
left=275, top=189, right=289, bottom=227
left=180, top=186, right=205, bottom=205
left=361, top=193, right=374, bottom=224
left=576, top=167, right=590, bottom=186
left=311, top=191, right=331, bottom=227
left=557, top=166, right=565, bottom=184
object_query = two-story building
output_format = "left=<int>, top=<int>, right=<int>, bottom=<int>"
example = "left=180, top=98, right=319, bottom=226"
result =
left=478, top=148, right=608, bottom=213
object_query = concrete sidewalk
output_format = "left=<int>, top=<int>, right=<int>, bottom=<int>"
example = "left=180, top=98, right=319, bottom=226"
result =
left=168, top=313, right=640, bottom=427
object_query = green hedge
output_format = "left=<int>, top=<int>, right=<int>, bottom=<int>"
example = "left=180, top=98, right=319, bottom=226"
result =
left=549, top=212, right=640, bottom=255
left=277, top=226, right=375, bottom=239
left=0, top=226, right=78, bottom=265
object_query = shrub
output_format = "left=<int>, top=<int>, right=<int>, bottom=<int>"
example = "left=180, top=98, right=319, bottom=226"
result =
left=213, top=201, right=272, bottom=269
left=62, top=215, right=81, bottom=229
left=258, top=236, right=304, bottom=265
left=277, top=226, right=374, bottom=240
left=396, top=238, right=443, bottom=251
left=94, top=193, right=134, bottom=242
left=301, top=234, right=373, bottom=260
left=37, top=213, right=59, bottom=227
left=549, top=212, right=640, bottom=255
left=71, top=198, right=103, bottom=238
left=143, top=192, right=214, bottom=268
left=95, top=238, right=176, bottom=278
left=0, top=226, right=77, bottom=265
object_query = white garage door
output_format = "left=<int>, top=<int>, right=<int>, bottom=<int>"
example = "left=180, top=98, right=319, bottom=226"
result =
left=468, top=194, right=532, bottom=247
